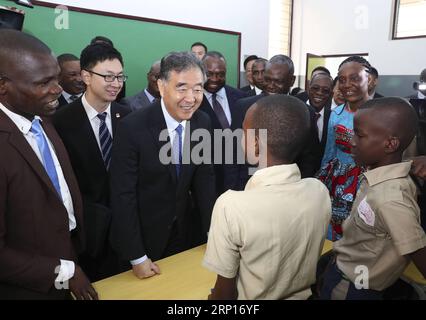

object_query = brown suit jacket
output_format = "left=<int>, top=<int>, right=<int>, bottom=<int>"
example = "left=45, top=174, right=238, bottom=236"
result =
left=0, top=109, right=84, bottom=299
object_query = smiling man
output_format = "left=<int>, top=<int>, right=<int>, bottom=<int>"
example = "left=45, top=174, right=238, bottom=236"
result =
left=53, top=43, right=131, bottom=281
left=0, top=29, right=96, bottom=299
left=109, top=52, right=216, bottom=279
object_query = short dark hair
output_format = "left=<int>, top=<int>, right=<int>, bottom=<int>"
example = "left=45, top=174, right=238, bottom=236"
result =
left=312, top=66, right=331, bottom=76
left=191, top=42, right=207, bottom=52
left=310, top=72, right=333, bottom=84
left=251, top=94, right=310, bottom=162
left=338, top=55, right=371, bottom=72
left=243, top=55, right=259, bottom=70
left=0, top=29, right=51, bottom=67
left=159, top=51, right=205, bottom=81
left=370, top=67, right=379, bottom=79
left=359, top=97, right=418, bottom=151
left=80, top=43, right=123, bottom=71
left=57, top=53, right=79, bottom=66
left=90, top=35, right=114, bottom=47
left=203, top=51, right=226, bottom=63
left=269, top=54, right=295, bottom=75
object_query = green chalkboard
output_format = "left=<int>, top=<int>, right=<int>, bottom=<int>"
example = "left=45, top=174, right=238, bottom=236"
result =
left=0, top=0, right=241, bottom=96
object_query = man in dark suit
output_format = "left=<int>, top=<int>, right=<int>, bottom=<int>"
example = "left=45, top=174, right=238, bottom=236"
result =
left=0, top=29, right=96, bottom=300
left=237, top=55, right=321, bottom=178
left=110, top=52, right=216, bottom=279
left=240, top=55, right=258, bottom=95
left=121, top=60, right=161, bottom=111
left=54, top=43, right=131, bottom=281
left=199, top=51, right=248, bottom=195
left=305, top=73, right=334, bottom=163
left=57, top=53, right=85, bottom=109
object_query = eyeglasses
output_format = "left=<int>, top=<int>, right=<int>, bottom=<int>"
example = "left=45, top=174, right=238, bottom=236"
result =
left=84, top=69, right=128, bottom=83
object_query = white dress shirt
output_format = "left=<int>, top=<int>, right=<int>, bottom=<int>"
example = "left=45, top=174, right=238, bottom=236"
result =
left=130, top=99, right=187, bottom=266
left=204, top=87, right=232, bottom=125
left=81, top=93, right=113, bottom=154
left=0, top=102, right=76, bottom=284
left=144, top=88, right=156, bottom=103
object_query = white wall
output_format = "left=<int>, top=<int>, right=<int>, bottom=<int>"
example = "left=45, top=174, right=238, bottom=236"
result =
left=292, top=0, right=426, bottom=95
left=37, top=0, right=270, bottom=70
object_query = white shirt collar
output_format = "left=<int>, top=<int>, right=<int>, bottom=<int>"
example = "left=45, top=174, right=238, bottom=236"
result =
left=144, top=88, right=156, bottom=103
left=306, top=100, right=325, bottom=115
left=81, top=93, right=111, bottom=121
left=62, top=91, right=82, bottom=102
left=160, top=99, right=187, bottom=132
left=204, top=86, right=226, bottom=100
left=418, top=91, right=425, bottom=99
left=0, top=102, right=41, bottom=134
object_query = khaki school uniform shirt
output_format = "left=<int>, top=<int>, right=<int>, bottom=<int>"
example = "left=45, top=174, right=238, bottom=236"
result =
left=335, top=161, right=426, bottom=291
left=203, top=164, right=331, bottom=300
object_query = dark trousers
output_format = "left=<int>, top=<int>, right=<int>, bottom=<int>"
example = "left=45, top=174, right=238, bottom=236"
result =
left=320, top=261, right=383, bottom=300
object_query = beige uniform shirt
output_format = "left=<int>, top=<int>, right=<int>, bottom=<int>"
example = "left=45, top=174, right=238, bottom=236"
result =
left=335, top=161, right=426, bottom=291
left=203, top=164, right=331, bottom=300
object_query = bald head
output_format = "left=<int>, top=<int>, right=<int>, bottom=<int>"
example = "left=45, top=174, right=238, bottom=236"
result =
left=0, top=29, right=52, bottom=75
left=248, top=94, right=310, bottom=162
left=359, top=97, right=418, bottom=151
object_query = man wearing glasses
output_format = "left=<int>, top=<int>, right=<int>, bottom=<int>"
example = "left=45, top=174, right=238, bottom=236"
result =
left=53, top=43, right=131, bottom=281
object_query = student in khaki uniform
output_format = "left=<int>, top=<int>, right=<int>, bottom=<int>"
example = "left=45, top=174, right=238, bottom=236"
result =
left=203, top=95, right=331, bottom=300
left=320, top=97, right=426, bottom=300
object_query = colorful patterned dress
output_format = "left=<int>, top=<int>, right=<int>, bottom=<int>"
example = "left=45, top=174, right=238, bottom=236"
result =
left=316, top=104, right=363, bottom=241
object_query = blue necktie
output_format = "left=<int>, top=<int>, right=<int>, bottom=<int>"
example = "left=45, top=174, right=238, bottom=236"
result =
left=30, top=118, right=62, bottom=198
left=97, top=113, right=113, bottom=169
left=173, top=124, right=183, bottom=177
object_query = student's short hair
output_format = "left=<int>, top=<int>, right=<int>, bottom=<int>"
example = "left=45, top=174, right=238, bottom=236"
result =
left=159, top=51, right=205, bottom=81
left=269, top=54, right=295, bottom=75
left=251, top=94, right=310, bottom=162
left=359, top=97, right=418, bottom=151
left=338, top=55, right=371, bottom=72
left=203, top=51, right=226, bottom=63
left=243, top=55, right=259, bottom=70
left=370, top=67, right=379, bottom=79
left=80, top=43, right=123, bottom=71
left=311, top=66, right=331, bottom=76
left=90, top=35, right=114, bottom=47
left=57, top=53, right=79, bottom=66
left=191, top=42, right=208, bottom=52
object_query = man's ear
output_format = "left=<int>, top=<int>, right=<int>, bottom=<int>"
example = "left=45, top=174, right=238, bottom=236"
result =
left=157, top=79, right=164, bottom=97
left=254, top=134, right=260, bottom=157
left=385, top=136, right=400, bottom=153
left=81, top=70, right=91, bottom=86
left=0, top=77, right=8, bottom=95
left=289, top=75, right=296, bottom=88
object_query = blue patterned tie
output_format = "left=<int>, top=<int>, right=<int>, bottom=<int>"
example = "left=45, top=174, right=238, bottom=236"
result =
left=97, top=112, right=112, bottom=169
left=30, top=118, right=62, bottom=198
left=173, top=124, right=183, bottom=177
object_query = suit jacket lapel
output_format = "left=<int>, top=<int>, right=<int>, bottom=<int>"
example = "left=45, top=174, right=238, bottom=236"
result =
left=72, top=101, right=106, bottom=171
left=148, top=102, right=178, bottom=184
left=111, top=102, right=123, bottom=136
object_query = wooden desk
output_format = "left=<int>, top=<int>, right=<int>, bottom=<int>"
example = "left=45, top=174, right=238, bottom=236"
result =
left=93, top=245, right=215, bottom=300
left=94, top=240, right=425, bottom=300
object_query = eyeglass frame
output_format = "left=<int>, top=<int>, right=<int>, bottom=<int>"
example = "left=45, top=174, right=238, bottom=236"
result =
left=83, top=69, right=128, bottom=83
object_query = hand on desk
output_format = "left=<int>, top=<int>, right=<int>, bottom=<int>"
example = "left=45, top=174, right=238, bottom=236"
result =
left=132, top=259, right=161, bottom=279
left=69, top=265, right=99, bottom=300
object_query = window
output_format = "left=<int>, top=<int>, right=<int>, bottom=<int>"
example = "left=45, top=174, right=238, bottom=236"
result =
left=268, top=0, right=293, bottom=57
left=393, top=0, right=426, bottom=39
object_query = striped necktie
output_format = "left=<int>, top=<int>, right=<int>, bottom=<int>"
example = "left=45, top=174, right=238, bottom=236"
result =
left=97, top=112, right=113, bottom=169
